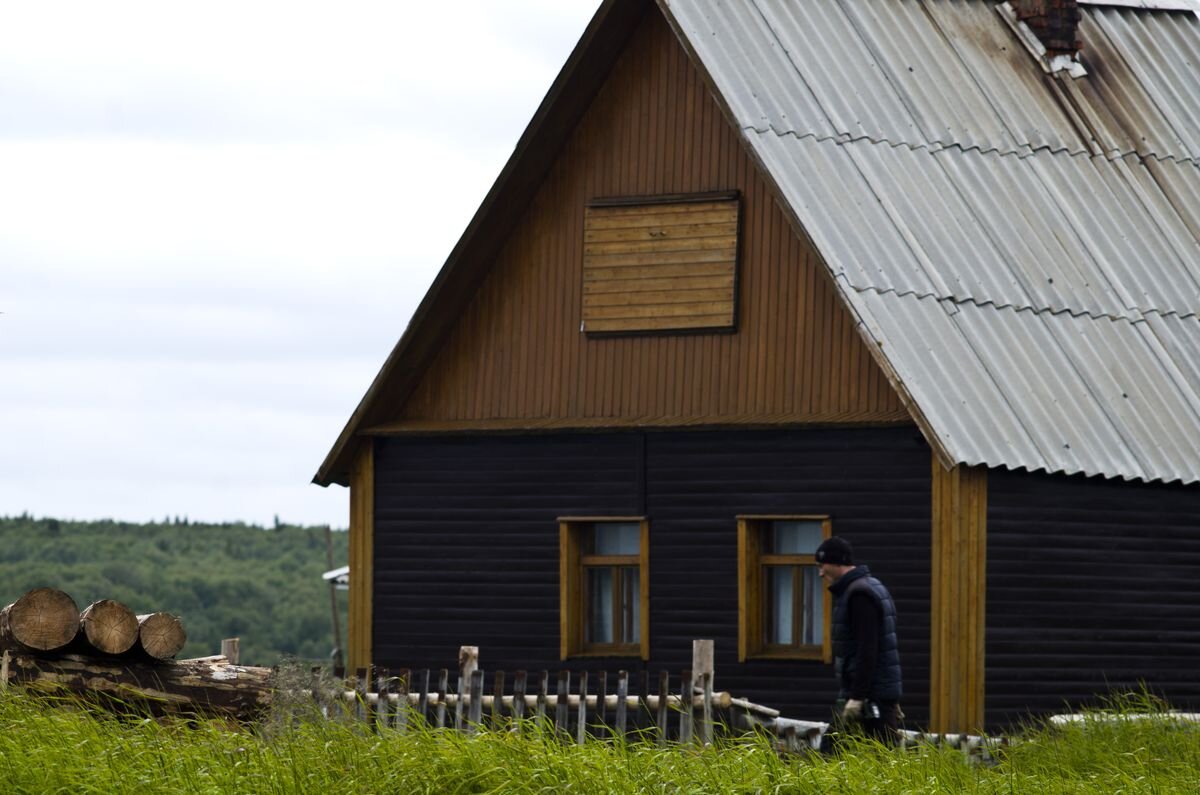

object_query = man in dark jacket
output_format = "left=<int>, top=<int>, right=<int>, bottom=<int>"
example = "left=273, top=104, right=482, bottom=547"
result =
left=816, top=536, right=903, bottom=743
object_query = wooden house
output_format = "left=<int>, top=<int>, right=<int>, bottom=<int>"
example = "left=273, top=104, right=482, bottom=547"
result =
left=315, top=0, right=1200, bottom=732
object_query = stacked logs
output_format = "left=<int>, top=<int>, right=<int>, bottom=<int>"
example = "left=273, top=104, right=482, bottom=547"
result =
left=0, top=587, right=186, bottom=659
left=0, top=588, right=271, bottom=720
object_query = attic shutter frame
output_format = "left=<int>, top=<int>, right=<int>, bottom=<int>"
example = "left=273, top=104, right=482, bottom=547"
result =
left=582, top=192, right=740, bottom=335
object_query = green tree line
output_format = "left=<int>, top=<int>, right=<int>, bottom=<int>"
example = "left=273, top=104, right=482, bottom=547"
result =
left=0, top=514, right=348, bottom=666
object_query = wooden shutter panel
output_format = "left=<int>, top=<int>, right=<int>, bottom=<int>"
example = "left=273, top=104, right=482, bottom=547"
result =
left=582, top=193, right=739, bottom=334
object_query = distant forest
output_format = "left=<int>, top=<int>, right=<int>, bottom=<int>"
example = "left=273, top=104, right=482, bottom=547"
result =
left=0, top=515, right=348, bottom=666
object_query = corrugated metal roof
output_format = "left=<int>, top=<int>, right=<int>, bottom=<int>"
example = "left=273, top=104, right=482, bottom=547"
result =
left=664, top=0, right=1200, bottom=483
left=847, top=288, right=1200, bottom=484
left=669, top=0, right=1200, bottom=160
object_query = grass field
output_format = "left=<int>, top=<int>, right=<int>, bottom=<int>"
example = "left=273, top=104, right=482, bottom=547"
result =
left=1, top=689, right=1198, bottom=794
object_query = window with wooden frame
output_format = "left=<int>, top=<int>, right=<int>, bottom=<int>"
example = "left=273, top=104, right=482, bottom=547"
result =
left=581, top=192, right=740, bottom=335
left=738, top=516, right=832, bottom=662
left=559, top=518, right=649, bottom=659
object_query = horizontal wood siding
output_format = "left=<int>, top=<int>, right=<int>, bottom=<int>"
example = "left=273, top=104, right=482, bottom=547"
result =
left=372, top=427, right=931, bottom=723
left=987, top=469, right=1200, bottom=728
left=643, top=428, right=932, bottom=722
left=373, top=434, right=642, bottom=669
left=393, top=11, right=907, bottom=430
left=582, top=198, right=738, bottom=333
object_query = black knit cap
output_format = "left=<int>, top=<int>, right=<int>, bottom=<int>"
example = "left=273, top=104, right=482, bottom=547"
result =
left=815, top=536, right=854, bottom=566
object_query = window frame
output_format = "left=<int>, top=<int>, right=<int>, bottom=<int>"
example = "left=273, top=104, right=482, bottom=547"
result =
left=559, top=516, right=650, bottom=659
left=737, top=515, right=832, bottom=663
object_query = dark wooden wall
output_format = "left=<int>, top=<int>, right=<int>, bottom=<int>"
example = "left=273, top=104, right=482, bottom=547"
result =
left=987, top=468, right=1200, bottom=727
left=384, top=9, right=908, bottom=432
left=372, top=426, right=931, bottom=723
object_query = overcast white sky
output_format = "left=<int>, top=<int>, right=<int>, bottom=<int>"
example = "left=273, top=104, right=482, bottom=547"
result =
left=0, top=0, right=599, bottom=528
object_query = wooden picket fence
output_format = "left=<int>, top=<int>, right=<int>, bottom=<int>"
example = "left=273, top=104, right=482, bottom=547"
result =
left=302, top=641, right=830, bottom=750
left=279, top=640, right=1006, bottom=758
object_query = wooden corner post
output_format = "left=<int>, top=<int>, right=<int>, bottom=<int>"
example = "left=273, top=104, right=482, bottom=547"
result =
left=348, top=441, right=375, bottom=674
left=930, top=456, right=987, bottom=734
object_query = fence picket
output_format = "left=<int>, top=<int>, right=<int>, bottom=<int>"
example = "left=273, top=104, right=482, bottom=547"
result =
left=376, top=668, right=391, bottom=731
left=416, top=669, right=430, bottom=726
left=314, top=641, right=753, bottom=749
left=679, top=669, right=694, bottom=744
left=512, top=670, right=527, bottom=725
left=467, top=669, right=484, bottom=732
left=454, top=673, right=466, bottom=732
left=656, top=671, right=670, bottom=746
left=575, top=671, right=589, bottom=745
left=491, top=670, right=505, bottom=729
left=642, top=670, right=653, bottom=733
left=435, top=669, right=448, bottom=729
left=699, top=671, right=713, bottom=746
left=595, top=671, right=608, bottom=739
left=396, top=669, right=410, bottom=733
left=536, top=671, right=548, bottom=725
left=615, top=671, right=629, bottom=736
left=554, top=670, right=570, bottom=735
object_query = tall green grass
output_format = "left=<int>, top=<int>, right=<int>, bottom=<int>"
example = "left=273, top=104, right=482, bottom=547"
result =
left=1, top=689, right=1198, bottom=794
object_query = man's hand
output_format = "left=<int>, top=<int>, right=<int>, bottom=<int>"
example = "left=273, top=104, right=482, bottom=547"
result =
left=842, top=699, right=864, bottom=720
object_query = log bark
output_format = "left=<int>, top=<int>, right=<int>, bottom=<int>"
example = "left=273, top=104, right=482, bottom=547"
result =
left=136, top=613, right=186, bottom=659
left=1, top=651, right=273, bottom=721
left=78, top=599, right=139, bottom=655
left=0, top=588, right=79, bottom=652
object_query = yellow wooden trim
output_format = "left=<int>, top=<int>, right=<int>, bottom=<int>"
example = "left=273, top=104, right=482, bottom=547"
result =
left=737, top=514, right=831, bottom=522
left=736, top=519, right=752, bottom=661
left=560, top=518, right=650, bottom=660
left=738, top=516, right=831, bottom=662
left=365, top=414, right=914, bottom=436
left=558, top=515, right=646, bottom=523
left=347, top=441, right=374, bottom=673
left=930, top=456, right=987, bottom=733
left=742, top=647, right=826, bottom=662
left=580, top=554, right=639, bottom=566
left=556, top=523, right=571, bottom=658
left=760, top=553, right=817, bottom=565
left=639, top=519, right=650, bottom=661
left=821, top=517, right=833, bottom=664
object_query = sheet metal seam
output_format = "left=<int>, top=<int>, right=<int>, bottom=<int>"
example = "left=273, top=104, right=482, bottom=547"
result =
left=740, top=0, right=843, bottom=149
left=922, top=0, right=1073, bottom=154
left=833, top=0, right=963, bottom=152
left=776, top=131, right=1199, bottom=323
left=851, top=284, right=1199, bottom=324
left=741, top=125, right=1200, bottom=167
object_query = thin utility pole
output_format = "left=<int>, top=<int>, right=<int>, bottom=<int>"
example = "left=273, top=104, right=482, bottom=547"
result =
left=325, top=524, right=344, bottom=670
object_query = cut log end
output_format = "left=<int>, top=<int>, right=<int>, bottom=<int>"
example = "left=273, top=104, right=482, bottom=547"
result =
left=1, top=587, right=80, bottom=651
left=80, top=600, right=139, bottom=655
left=137, top=613, right=187, bottom=659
